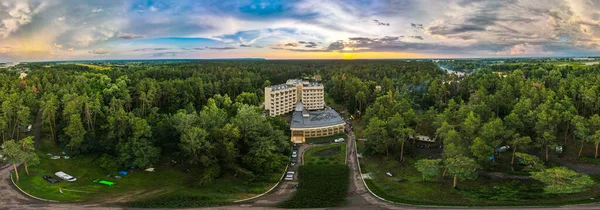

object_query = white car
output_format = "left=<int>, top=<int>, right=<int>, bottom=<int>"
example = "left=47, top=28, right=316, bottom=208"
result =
left=54, top=171, right=77, bottom=182
left=334, top=138, right=345, bottom=143
left=284, top=171, right=295, bottom=181
left=291, top=151, right=298, bottom=158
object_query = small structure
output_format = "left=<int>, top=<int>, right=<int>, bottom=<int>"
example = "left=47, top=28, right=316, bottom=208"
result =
left=375, top=85, right=382, bottom=91
left=290, top=102, right=345, bottom=143
left=409, top=135, right=435, bottom=142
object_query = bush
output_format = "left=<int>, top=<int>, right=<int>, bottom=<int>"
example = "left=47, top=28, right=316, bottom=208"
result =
left=278, top=165, right=349, bottom=208
left=579, top=157, right=600, bottom=164
left=125, top=194, right=230, bottom=208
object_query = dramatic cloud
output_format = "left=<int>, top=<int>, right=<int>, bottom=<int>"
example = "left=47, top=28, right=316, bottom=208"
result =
left=0, top=0, right=599, bottom=61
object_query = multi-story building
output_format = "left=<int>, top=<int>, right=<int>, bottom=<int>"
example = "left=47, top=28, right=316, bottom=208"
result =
left=290, top=102, right=345, bottom=143
left=264, top=79, right=325, bottom=117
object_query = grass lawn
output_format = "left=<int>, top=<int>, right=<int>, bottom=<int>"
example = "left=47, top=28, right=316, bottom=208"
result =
left=360, top=155, right=600, bottom=206
left=305, top=134, right=346, bottom=144
left=13, top=138, right=283, bottom=207
left=278, top=165, right=349, bottom=208
left=304, top=143, right=346, bottom=165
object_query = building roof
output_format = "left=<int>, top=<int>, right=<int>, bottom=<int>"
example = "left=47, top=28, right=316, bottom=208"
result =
left=304, top=82, right=322, bottom=87
left=267, top=84, right=295, bottom=91
left=291, top=106, right=345, bottom=129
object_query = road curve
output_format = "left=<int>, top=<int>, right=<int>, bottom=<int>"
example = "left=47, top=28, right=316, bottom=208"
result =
left=2, top=122, right=600, bottom=209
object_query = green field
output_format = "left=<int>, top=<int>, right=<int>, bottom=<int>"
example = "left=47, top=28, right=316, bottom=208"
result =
left=360, top=155, right=600, bottom=206
left=278, top=164, right=349, bottom=208
left=305, top=134, right=346, bottom=144
left=304, top=143, right=346, bottom=165
left=13, top=138, right=282, bottom=207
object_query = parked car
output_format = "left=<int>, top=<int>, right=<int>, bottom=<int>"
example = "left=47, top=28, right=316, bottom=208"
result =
left=386, top=172, right=393, bottom=177
left=334, top=138, right=345, bottom=143
left=42, top=175, right=59, bottom=184
left=291, top=159, right=297, bottom=166
left=291, top=150, right=298, bottom=158
left=284, top=171, right=295, bottom=181
left=92, top=179, right=115, bottom=186
left=54, top=171, right=77, bottom=182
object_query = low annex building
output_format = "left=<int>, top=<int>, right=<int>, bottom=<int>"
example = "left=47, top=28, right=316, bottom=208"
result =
left=264, top=79, right=324, bottom=117
left=290, top=102, right=345, bottom=143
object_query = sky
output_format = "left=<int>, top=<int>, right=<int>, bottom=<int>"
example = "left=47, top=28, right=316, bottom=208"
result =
left=0, top=0, right=599, bottom=61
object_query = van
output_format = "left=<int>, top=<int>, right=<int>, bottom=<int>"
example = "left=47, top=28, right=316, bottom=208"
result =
left=54, top=171, right=77, bottom=182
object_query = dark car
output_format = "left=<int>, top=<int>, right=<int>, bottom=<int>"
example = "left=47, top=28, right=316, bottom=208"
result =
left=43, top=175, right=59, bottom=184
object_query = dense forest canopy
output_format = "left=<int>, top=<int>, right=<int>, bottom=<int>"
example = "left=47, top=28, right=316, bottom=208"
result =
left=0, top=60, right=441, bottom=184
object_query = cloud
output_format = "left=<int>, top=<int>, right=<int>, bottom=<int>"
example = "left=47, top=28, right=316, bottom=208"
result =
left=117, top=33, right=145, bottom=39
left=206, top=46, right=236, bottom=50
left=152, top=52, right=179, bottom=57
left=56, top=16, right=65, bottom=21
left=304, top=41, right=317, bottom=48
left=91, top=8, right=103, bottom=13
left=132, top=48, right=170, bottom=51
left=411, top=23, right=424, bottom=29
left=51, top=42, right=63, bottom=50
left=0, top=1, right=43, bottom=38
left=285, top=42, right=298, bottom=47
left=88, top=48, right=109, bottom=55
left=409, top=36, right=424, bottom=40
left=240, top=44, right=251, bottom=47
left=373, top=19, right=390, bottom=26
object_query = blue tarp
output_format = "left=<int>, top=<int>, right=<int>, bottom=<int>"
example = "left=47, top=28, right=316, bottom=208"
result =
left=118, top=171, right=128, bottom=176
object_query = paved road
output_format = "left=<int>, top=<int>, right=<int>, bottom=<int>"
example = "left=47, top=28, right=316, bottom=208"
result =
left=2, top=121, right=600, bottom=209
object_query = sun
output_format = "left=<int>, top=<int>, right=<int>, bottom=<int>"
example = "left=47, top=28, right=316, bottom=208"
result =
left=342, top=53, right=355, bottom=60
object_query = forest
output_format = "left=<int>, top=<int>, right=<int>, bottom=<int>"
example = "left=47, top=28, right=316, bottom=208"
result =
left=0, top=60, right=440, bottom=186
left=361, top=62, right=600, bottom=195
left=2, top=59, right=600, bottom=205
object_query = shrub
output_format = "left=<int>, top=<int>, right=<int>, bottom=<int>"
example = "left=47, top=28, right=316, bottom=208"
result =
left=125, top=194, right=230, bottom=208
left=278, top=165, right=349, bottom=208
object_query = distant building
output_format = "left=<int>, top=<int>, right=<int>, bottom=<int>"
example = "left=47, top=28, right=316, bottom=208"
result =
left=290, top=102, right=345, bottom=143
left=585, top=62, right=599, bottom=66
left=264, top=79, right=324, bottom=116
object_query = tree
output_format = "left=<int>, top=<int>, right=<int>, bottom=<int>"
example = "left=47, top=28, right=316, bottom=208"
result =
left=445, top=156, right=478, bottom=188
left=535, top=97, right=560, bottom=161
left=1, top=140, right=25, bottom=181
left=117, top=138, right=160, bottom=168
left=509, top=134, right=532, bottom=165
left=364, top=117, right=389, bottom=155
left=480, top=118, right=509, bottom=149
left=65, top=114, right=86, bottom=151
left=389, top=113, right=414, bottom=161
left=470, top=137, right=494, bottom=162
left=41, top=93, right=59, bottom=143
left=514, top=152, right=544, bottom=172
left=179, top=127, right=215, bottom=166
left=19, top=137, right=38, bottom=175
left=531, top=167, right=594, bottom=194
left=415, top=159, right=442, bottom=182
left=235, top=92, right=259, bottom=105
left=571, top=115, right=588, bottom=159
left=588, top=114, right=600, bottom=158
